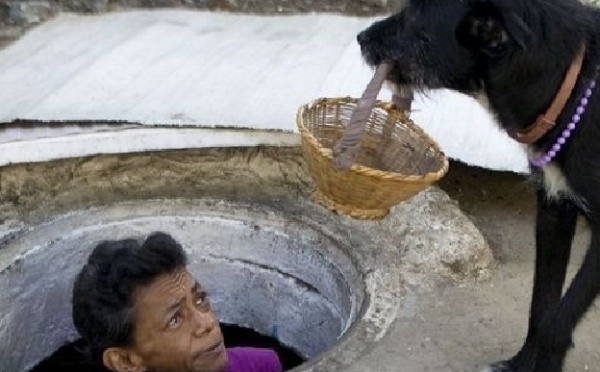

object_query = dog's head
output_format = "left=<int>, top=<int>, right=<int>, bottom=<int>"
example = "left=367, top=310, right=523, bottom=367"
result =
left=357, top=0, right=536, bottom=94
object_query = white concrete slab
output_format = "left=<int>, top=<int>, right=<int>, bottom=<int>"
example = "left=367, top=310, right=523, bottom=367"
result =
left=0, top=127, right=299, bottom=166
left=0, top=10, right=529, bottom=173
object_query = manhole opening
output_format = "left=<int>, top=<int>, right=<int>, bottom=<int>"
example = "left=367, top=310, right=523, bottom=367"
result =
left=0, top=204, right=366, bottom=372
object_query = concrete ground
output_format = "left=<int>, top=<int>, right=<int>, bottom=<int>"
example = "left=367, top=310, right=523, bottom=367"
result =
left=357, top=162, right=600, bottom=372
left=2, top=151, right=598, bottom=372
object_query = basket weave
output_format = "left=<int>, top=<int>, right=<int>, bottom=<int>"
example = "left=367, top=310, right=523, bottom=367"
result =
left=296, top=96, right=449, bottom=220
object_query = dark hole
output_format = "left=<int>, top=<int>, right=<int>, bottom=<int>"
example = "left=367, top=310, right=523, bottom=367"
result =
left=28, top=323, right=306, bottom=372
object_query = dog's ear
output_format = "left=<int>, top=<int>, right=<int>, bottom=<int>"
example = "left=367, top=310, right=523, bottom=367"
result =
left=457, top=0, right=535, bottom=57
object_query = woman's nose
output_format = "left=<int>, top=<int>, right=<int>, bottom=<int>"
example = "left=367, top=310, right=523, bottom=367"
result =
left=192, top=308, right=216, bottom=337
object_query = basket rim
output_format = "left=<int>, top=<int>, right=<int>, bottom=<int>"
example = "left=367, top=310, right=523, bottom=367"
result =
left=296, top=96, right=450, bottom=183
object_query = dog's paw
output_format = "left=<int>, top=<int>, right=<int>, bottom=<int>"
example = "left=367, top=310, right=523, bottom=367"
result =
left=480, top=361, right=514, bottom=372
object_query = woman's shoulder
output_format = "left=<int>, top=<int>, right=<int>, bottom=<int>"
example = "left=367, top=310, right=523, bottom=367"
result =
left=225, top=347, right=283, bottom=372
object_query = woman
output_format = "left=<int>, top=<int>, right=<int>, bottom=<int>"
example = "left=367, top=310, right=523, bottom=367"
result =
left=72, top=231, right=283, bottom=372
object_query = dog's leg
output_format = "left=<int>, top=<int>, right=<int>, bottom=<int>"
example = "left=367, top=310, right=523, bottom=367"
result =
left=515, top=193, right=579, bottom=370
left=529, top=223, right=600, bottom=371
left=484, top=191, right=578, bottom=372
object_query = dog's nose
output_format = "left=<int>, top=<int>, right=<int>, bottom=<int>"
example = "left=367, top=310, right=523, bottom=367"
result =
left=357, top=31, right=369, bottom=45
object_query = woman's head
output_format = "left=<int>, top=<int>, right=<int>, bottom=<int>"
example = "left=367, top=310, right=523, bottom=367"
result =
left=72, top=232, right=227, bottom=372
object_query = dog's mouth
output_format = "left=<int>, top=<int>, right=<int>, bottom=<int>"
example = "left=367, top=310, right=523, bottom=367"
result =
left=379, top=64, right=413, bottom=94
left=386, top=66, right=406, bottom=85
left=386, top=79, right=415, bottom=110
left=386, top=80, right=414, bottom=96
left=374, top=65, right=415, bottom=111
left=361, top=53, right=417, bottom=104
left=360, top=47, right=381, bottom=68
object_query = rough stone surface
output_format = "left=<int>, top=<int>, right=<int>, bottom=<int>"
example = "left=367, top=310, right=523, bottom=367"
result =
left=0, top=0, right=409, bottom=44
left=0, top=147, right=493, bottom=371
left=382, top=187, right=493, bottom=287
left=0, top=147, right=493, bottom=287
left=7, top=1, right=54, bottom=25
left=0, top=199, right=375, bottom=372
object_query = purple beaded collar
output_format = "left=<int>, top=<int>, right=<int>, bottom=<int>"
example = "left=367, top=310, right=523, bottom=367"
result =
left=529, top=65, right=600, bottom=168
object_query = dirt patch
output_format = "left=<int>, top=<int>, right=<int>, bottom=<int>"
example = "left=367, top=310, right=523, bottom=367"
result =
left=0, top=147, right=310, bottom=222
left=437, top=160, right=590, bottom=264
left=437, top=161, right=536, bottom=262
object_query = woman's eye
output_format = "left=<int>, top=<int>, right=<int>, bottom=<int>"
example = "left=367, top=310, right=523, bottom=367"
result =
left=168, top=313, right=182, bottom=328
left=195, top=291, right=210, bottom=308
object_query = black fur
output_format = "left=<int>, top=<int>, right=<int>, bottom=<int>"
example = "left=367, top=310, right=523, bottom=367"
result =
left=357, top=1, right=600, bottom=371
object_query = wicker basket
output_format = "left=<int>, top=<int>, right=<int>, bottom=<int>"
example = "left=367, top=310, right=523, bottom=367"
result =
left=296, top=96, right=449, bottom=220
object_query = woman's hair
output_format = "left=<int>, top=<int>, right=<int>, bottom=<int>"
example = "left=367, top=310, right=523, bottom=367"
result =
left=71, top=232, right=188, bottom=362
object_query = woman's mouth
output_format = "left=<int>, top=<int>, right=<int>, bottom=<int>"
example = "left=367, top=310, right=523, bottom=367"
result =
left=200, top=340, right=224, bottom=355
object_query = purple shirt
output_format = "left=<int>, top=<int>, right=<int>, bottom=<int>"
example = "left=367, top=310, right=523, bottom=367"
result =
left=225, top=347, right=283, bottom=372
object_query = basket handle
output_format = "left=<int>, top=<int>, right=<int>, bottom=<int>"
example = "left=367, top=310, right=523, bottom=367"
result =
left=392, top=90, right=413, bottom=113
left=377, top=90, right=415, bottom=166
left=332, top=62, right=393, bottom=171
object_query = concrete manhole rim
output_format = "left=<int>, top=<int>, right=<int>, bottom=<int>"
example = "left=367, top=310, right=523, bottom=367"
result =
left=0, top=197, right=402, bottom=372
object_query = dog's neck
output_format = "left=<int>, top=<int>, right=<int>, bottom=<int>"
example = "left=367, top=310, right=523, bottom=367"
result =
left=507, top=45, right=586, bottom=145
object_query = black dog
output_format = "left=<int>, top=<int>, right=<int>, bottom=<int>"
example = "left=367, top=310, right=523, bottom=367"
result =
left=357, top=0, right=600, bottom=371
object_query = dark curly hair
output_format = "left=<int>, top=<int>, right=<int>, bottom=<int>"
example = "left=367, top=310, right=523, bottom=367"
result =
left=71, top=232, right=188, bottom=362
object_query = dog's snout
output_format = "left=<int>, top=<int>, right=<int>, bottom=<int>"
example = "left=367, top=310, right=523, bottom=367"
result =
left=356, top=29, right=381, bottom=66
left=357, top=31, right=369, bottom=46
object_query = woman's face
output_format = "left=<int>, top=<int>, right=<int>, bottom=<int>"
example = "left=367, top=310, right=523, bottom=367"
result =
left=124, top=269, right=227, bottom=372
